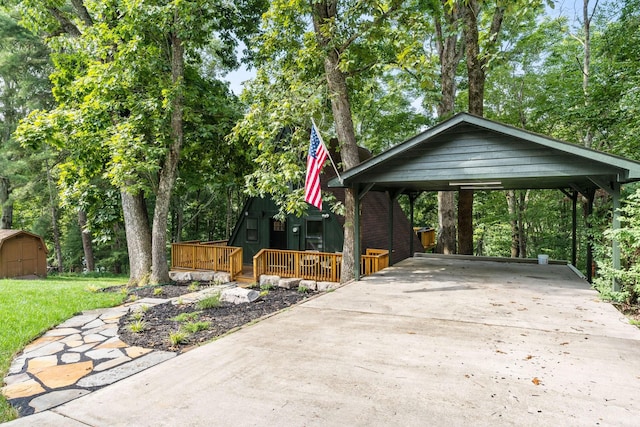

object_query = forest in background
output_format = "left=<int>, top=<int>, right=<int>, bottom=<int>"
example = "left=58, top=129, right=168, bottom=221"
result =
left=1, top=0, right=639, bottom=301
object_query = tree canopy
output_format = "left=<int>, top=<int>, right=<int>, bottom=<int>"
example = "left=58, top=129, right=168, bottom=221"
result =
left=2, top=0, right=639, bottom=298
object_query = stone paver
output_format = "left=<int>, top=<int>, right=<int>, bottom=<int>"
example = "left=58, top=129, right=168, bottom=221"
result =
left=1, top=283, right=235, bottom=418
left=28, top=389, right=91, bottom=413
left=1, top=296, right=173, bottom=417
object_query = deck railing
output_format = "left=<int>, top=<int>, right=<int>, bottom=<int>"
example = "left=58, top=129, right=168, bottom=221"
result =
left=253, top=248, right=389, bottom=283
left=171, top=241, right=243, bottom=280
left=361, top=248, right=390, bottom=276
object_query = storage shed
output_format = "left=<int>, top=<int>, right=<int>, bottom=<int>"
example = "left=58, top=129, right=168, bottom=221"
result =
left=0, top=230, right=48, bottom=279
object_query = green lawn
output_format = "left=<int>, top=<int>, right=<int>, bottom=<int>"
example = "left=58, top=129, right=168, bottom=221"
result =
left=0, top=275, right=128, bottom=423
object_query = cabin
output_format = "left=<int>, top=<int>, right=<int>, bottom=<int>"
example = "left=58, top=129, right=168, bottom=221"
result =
left=0, top=230, right=48, bottom=279
left=171, top=145, right=424, bottom=283
left=228, top=147, right=424, bottom=267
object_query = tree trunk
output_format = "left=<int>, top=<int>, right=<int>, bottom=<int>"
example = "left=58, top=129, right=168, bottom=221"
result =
left=150, top=27, right=184, bottom=285
left=462, top=0, right=485, bottom=118
left=436, top=191, right=457, bottom=254
left=313, top=1, right=361, bottom=283
left=45, top=159, right=64, bottom=272
left=226, top=186, right=234, bottom=239
left=0, top=177, right=12, bottom=229
left=435, top=0, right=462, bottom=254
left=458, top=1, right=505, bottom=255
left=582, top=0, right=593, bottom=148
left=518, top=190, right=529, bottom=257
left=457, top=189, right=474, bottom=255
left=121, top=189, right=152, bottom=286
left=174, top=203, right=183, bottom=242
left=78, top=209, right=95, bottom=272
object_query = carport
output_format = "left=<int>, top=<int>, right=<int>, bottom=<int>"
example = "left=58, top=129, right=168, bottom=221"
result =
left=329, top=113, right=640, bottom=288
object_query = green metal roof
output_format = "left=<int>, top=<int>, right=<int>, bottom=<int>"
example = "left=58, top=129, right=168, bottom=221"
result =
left=328, top=113, right=640, bottom=193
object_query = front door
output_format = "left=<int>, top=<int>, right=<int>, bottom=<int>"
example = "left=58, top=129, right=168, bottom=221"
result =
left=269, top=219, right=287, bottom=249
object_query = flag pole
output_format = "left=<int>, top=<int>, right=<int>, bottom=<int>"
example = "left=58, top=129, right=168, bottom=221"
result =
left=312, top=119, right=343, bottom=185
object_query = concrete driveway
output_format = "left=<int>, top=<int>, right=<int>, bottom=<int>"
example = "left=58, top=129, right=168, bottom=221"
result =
left=7, top=255, right=640, bottom=426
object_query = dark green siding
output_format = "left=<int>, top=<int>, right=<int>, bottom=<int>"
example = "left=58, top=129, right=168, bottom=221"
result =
left=228, top=197, right=344, bottom=264
left=361, top=126, right=621, bottom=185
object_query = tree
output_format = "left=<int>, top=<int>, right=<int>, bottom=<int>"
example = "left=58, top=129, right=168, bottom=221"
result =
left=14, top=0, right=265, bottom=285
left=236, top=0, right=408, bottom=282
left=456, top=0, right=547, bottom=255
left=434, top=0, right=463, bottom=254
left=0, top=11, right=52, bottom=229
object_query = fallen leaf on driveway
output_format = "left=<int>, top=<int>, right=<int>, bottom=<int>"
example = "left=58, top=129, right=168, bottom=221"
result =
left=532, top=377, right=541, bottom=385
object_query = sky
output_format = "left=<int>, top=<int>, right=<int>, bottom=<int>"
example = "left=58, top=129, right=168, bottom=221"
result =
left=224, top=65, right=253, bottom=96
left=223, top=0, right=600, bottom=96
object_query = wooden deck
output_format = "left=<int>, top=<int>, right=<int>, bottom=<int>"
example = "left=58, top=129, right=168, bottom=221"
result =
left=171, top=242, right=389, bottom=284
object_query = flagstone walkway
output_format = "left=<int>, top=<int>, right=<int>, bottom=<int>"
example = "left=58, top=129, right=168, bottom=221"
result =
left=2, top=286, right=226, bottom=417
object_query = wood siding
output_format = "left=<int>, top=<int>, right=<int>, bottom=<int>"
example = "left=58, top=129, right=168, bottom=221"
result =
left=361, top=126, right=622, bottom=185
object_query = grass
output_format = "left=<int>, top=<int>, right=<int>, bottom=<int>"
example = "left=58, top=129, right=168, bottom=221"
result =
left=0, top=274, right=127, bottom=423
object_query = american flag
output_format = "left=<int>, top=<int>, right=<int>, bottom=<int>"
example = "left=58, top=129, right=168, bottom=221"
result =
left=304, top=123, right=329, bottom=210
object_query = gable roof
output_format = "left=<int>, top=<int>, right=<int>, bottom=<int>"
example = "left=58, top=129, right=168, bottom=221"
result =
left=328, top=113, right=640, bottom=194
left=0, top=230, right=47, bottom=252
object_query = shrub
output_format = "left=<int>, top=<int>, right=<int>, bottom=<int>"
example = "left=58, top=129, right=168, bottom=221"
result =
left=128, top=320, right=147, bottom=333
left=182, top=321, right=211, bottom=333
left=170, top=311, right=202, bottom=322
left=168, top=330, right=189, bottom=346
left=196, top=293, right=221, bottom=310
left=594, top=186, right=640, bottom=305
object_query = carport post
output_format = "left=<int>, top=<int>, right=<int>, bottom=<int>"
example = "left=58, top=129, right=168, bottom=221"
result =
left=572, top=191, right=578, bottom=267
left=388, top=192, right=394, bottom=266
left=387, top=189, right=404, bottom=267
left=408, top=193, right=418, bottom=257
left=585, top=188, right=595, bottom=283
left=355, top=187, right=360, bottom=281
left=612, top=182, right=621, bottom=291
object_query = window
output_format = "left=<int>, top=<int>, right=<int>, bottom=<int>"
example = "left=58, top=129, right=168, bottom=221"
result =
left=246, top=218, right=258, bottom=242
left=272, top=220, right=286, bottom=232
left=305, top=220, right=323, bottom=251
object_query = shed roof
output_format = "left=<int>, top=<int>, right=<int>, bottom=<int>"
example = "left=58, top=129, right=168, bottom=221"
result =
left=0, top=230, right=48, bottom=252
left=328, top=113, right=640, bottom=194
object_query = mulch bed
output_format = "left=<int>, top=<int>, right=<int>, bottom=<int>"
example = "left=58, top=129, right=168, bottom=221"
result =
left=117, top=284, right=316, bottom=353
left=615, top=302, right=640, bottom=325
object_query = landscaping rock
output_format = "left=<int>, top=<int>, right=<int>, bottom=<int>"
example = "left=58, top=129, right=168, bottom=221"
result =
left=317, top=281, right=339, bottom=292
left=169, top=271, right=192, bottom=282
left=214, top=272, right=231, bottom=284
left=189, top=271, right=215, bottom=282
left=260, top=275, right=280, bottom=287
left=278, top=278, right=301, bottom=289
left=299, top=280, right=317, bottom=291
left=221, top=287, right=260, bottom=305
